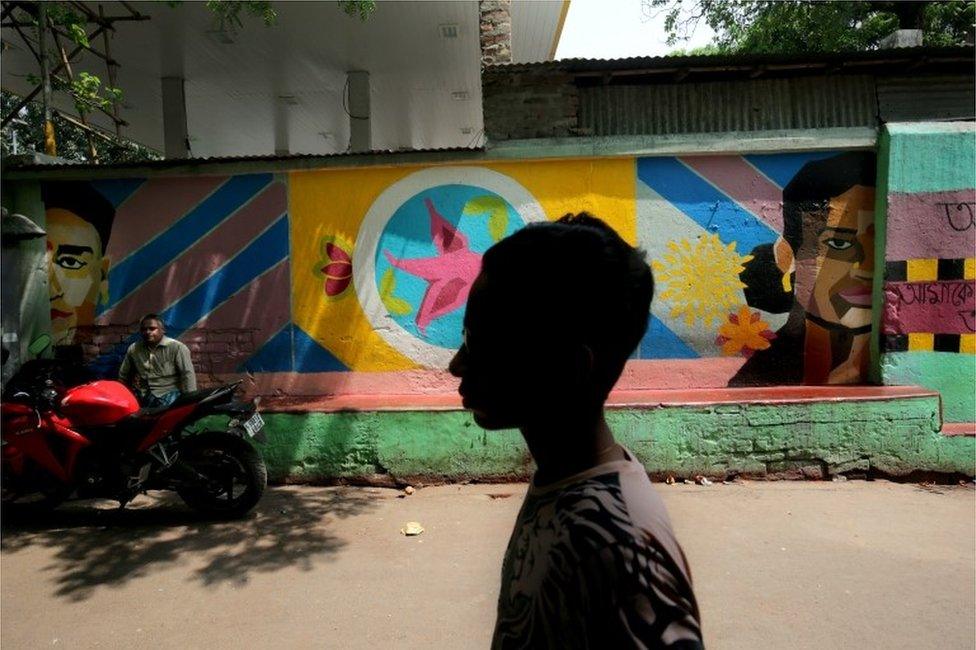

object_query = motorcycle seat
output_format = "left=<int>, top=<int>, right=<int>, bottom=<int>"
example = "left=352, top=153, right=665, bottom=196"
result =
left=170, top=386, right=225, bottom=407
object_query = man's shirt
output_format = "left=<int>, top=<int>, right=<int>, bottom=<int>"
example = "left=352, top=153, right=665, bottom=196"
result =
left=492, top=448, right=702, bottom=650
left=119, top=336, right=197, bottom=397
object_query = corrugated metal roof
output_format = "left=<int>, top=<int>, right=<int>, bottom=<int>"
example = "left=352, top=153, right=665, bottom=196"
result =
left=488, top=46, right=974, bottom=75
left=1, top=146, right=487, bottom=174
left=878, top=75, right=976, bottom=122
left=579, top=76, right=879, bottom=136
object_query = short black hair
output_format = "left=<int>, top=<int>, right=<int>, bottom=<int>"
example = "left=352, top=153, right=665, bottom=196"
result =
left=781, top=151, right=876, bottom=252
left=742, top=151, right=876, bottom=312
left=41, top=181, right=115, bottom=254
left=140, top=313, right=165, bottom=328
left=480, top=212, right=653, bottom=396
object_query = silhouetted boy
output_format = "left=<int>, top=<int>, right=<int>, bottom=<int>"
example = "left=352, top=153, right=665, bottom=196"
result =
left=450, top=213, right=702, bottom=649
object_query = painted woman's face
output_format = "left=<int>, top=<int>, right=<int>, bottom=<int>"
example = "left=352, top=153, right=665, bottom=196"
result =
left=46, top=208, right=109, bottom=344
left=796, top=185, right=875, bottom=329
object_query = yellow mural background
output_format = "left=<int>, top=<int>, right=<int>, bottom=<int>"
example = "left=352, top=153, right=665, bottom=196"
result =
left=288, top=158, right=636, bottom=371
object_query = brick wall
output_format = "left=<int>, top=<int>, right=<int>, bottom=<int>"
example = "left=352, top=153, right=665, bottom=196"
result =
left=73, top=324, right=259, bottom=388
left=479, top=0, right=512, bottom=67
left=482, top=69, right=581, bottom=141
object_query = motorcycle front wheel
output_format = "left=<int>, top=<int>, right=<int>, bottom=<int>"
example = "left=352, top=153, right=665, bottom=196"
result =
left=175, top=431, right=267, bottom=519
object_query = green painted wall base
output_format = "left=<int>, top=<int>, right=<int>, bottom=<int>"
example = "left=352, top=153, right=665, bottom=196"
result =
left=219, top=395, right=974, bottom=483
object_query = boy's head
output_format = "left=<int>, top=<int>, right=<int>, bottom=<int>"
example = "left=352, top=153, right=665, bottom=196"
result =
left=449, top=213, right=653, bottom=430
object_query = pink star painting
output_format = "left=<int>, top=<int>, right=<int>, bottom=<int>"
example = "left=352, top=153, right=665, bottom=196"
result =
left=384, top=198, right=482, bottom=334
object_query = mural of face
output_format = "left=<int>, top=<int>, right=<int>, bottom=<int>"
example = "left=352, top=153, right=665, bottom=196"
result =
left=790, top=185, right=876, bottom=330
left=808, top=185, right=875, bottom=328
left=46, top=207, right=110, bottom=344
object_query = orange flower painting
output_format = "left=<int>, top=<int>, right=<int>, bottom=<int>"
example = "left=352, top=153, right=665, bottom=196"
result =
left=715, top=307, right=777, bottom=357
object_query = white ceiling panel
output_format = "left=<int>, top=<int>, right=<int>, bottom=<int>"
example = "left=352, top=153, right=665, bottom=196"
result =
left=1, top=0, right=487, bottom=156
left=511, top=0, right=566, bottom=63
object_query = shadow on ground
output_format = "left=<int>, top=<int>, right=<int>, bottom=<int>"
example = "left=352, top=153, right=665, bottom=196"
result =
left=1, top=486, right=378, bottom=601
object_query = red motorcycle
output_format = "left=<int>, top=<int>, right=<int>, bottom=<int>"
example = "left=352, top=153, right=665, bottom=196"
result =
left=1, top=360, right=268, bottom=519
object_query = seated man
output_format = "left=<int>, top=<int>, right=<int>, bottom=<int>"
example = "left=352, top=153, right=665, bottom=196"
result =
left=119, top=314, right=196, bottom=407
left=449, top=213, right=702, bottom=649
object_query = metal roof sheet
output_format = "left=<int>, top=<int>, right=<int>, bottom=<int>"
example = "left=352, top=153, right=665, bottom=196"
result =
left=1, top=146, right=488, bottom=175
left=487, top=46, right=975, bottom=74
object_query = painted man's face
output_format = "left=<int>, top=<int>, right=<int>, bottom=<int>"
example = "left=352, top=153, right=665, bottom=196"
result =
left=46, top=207, right=109, bottom=344
left=809, top=185, right=875, bottom=328
left=791, top=185, right=875, bottom=329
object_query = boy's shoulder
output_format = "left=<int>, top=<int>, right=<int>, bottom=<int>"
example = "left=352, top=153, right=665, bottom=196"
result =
left=523, top=467, right=643, bottom=551
left=519, top=460, right=685, bottom=571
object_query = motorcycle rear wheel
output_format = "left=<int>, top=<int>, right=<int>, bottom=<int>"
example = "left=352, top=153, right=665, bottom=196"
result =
left=175, top=431, right=267, bottom=519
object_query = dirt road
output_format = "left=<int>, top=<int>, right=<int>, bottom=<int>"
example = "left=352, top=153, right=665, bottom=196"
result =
left=2, top=481, right=973, bottom=649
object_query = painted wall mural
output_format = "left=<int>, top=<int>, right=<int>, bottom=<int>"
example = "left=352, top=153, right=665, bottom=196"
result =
left=637, top=150, right=877, bottom=386
left=42, top=181, right=115, bottom=347
left=878, top=122, right=975, bottom=423
left=882, top=196, right=975, bottom=354
left=40, top=150, right=877, bottom=395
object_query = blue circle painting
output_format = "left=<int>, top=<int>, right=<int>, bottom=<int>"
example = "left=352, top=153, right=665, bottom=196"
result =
left=374, top=184, right=524, bottom=349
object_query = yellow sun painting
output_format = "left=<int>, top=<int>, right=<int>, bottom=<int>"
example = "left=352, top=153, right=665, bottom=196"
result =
left=651, top=234, right=753, bottom=328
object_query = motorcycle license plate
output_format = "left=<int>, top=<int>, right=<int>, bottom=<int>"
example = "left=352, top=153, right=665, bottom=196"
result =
left=243, top=413, right=265, bottom=437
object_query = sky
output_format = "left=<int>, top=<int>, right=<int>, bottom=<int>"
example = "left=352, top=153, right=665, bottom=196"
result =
left=555, top=0, right=717, bottom=60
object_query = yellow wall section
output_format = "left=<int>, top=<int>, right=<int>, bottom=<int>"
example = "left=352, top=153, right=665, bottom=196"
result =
left=486, top=158, right=637, bottom=244
left=290, top=166, right=418, bottom=371
left=288, top=158, right=638, bottom=371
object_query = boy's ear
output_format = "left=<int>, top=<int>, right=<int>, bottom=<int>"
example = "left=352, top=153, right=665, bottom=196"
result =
left=581, top=345, right=594, bottom=371
left=577, top=344, right=595, bottom=382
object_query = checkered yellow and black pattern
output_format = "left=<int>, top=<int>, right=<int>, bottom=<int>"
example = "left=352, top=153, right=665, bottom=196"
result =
left=883, top=256, right=976, bottom=354
left=884, top=257, right=976, bottom=283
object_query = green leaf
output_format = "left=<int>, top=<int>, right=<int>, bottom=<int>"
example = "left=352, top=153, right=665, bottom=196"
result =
left=488, top=211, right=508, bottom=242
left=379, top=267, right=412, bottom=315
left=379, top=267, right=396, bottom=297
left=463, top=195, right=509, bottom=241
left=338, top=0, right=376, bottom=21
left=68, top=23, right=89, bottom=48
left=462, top=195, right=506, bottom=217
left=384, top=296, right=412, bottom=316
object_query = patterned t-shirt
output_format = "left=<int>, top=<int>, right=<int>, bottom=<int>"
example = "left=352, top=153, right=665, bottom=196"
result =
left=492, top=449, right=702, bottom=649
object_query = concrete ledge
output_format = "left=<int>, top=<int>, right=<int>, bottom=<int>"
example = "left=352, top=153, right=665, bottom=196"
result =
left=942, top=423, right=976, bottom=437
left=260, top=385, right=939, bottom=413
left=221, top=388, right=974, bottom=484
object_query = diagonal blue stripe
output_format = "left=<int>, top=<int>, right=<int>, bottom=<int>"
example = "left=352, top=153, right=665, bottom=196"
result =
left=91, top=179, right=145, bottom=208
left=633, top=314, right=699, bottom=360
left=160, top=215, right=289, bottom=337
left=104, top=173, right=273, bottom=311
left=744, top=151, right=838, bottom=188
left=239, top=323, right=293, bottom=373
left=293, top=324, right=348, bottom=372
left=637, top=157, right=777, bottom=254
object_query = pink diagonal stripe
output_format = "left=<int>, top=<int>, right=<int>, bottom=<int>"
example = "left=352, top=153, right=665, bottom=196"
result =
left=681, top=156, right=784, bottom=232
left=181, top=259, right=292, bottom=374
left=106, top=176, right=228, bottom=264
left=97, top=182, right=287, bottom=326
